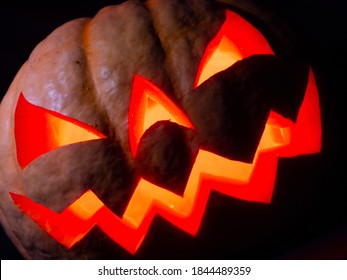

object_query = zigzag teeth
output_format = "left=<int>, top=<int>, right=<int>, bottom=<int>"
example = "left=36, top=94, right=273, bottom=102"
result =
left=10, top=148, right=285, bottom=254
left=10, top=70, right=320, bottom=254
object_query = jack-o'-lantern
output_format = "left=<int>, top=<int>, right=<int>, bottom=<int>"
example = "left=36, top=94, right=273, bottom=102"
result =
left=0, top=0, right=321, bottom=259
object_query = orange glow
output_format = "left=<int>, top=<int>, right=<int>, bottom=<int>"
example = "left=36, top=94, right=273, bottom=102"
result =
left=194, top=10, right=274, bottom=88
left=11, top=68, right=321, bottom=254
left=11, top=9, right=321, bottom=255
left=277, top=71, right=322, bottom=156
left=15, top=93, right=106, bottom=169
left=128, top=74, right=194, bottom=157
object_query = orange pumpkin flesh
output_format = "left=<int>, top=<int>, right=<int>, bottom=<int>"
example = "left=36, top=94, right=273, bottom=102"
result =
left=0, top=0, right=320, bottom=259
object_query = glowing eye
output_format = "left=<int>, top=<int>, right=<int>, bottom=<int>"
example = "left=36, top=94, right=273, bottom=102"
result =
left=15, top=93, right=106, bottom=169
left=128, top=74, right=194, bottom=157
left=194, top=10, right=274, bottom=88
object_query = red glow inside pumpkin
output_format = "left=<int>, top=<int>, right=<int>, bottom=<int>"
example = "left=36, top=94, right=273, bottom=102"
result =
left=15, top=93, right=106, bottom=169
left=128, top=74, right=194, bottom=157
left=194, top=10, right=273, bottom=88
left=10, top=9, right=321, bottom=255
left=11, top=70, right=321, bottom=254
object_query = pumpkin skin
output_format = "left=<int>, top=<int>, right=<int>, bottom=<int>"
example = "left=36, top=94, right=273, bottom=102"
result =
left=0, top=0, right=312, bottom=259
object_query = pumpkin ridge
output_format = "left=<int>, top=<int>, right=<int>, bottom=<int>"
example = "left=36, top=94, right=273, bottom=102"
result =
left=141, top=0, right=177, bottom=98
left=145, top=0, right=225, bottom=99
left=145, top=0, right=195, bottom=99
left=80, top=19, right=113, bottom=138
left=0, top=0, right=322, bottom=260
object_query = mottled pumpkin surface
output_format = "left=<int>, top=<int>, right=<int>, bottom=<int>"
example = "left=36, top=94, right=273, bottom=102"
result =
left=0, top=0, right=308, bottom=259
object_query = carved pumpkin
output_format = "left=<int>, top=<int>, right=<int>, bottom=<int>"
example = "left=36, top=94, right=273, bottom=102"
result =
left=0, top=0, right=321, bottom=259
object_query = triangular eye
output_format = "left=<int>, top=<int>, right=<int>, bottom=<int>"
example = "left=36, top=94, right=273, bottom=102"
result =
left=128, top=75, right=194, bottom=157
left=194, top=10, right=274, bottom=88
left=15, top=93, right=106, bottom=169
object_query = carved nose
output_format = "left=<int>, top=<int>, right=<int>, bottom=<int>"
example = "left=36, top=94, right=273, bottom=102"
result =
left=135, top=120, right=199, bottom=195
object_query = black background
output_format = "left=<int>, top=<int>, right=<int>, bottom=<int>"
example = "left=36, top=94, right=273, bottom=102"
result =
left=0, top=0, right=346, bottom=259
